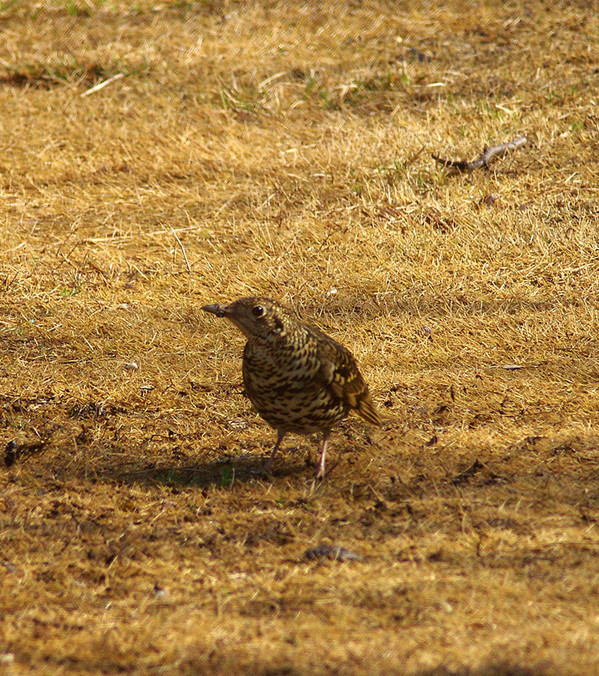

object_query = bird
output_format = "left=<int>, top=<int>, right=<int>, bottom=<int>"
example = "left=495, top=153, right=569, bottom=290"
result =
left=201, top=296, right=380, bottom=478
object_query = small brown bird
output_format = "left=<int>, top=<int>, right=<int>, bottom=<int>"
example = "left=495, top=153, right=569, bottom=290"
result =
left=201, top=297, right=380, bottom=478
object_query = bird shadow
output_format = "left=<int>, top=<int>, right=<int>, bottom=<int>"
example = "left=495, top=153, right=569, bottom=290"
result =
left=101, top=455, right=307, bottom=490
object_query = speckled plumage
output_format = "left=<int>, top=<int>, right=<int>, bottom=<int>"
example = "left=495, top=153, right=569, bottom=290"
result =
left=201, top=296, right=380, bottom=478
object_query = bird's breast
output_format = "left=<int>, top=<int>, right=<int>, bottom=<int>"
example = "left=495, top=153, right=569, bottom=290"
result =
left=243, top=334, right=320, bottom=386
left=241, top=333, right=348, bottom=433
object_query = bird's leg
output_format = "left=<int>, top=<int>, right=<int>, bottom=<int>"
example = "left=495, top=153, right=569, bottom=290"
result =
left=316, top=429, right=331, bottom=479
left=262, top=430, right=285, bottom=473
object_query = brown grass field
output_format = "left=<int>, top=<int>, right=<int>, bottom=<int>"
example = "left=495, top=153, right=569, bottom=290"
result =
left=1, top=0, right=598, bottom=673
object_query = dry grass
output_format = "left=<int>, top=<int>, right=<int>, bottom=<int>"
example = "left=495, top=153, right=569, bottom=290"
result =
left=1, top=0, right=598, bottom=673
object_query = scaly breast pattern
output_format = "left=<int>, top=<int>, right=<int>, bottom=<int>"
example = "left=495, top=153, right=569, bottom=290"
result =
left=242, top=328, right=348, bottom=434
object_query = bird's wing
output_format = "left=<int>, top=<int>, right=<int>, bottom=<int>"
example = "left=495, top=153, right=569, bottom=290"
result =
left=310, top=326, right=381, bottom=426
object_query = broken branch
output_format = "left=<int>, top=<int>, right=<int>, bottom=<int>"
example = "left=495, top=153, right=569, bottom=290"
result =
left=80, top=72, right=124, bottom=98
left=433, top=135, right=527, bottom=172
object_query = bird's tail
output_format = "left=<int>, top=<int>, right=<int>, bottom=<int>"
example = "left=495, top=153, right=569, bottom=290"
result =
left=355, top=391, right=381, bottom=426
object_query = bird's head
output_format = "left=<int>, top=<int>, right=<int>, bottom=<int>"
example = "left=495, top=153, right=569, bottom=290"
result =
left=201, top=296, right=294, bottom=343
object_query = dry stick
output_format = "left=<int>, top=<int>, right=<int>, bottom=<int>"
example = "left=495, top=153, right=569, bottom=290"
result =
left=169, top=226, right=192, bottom=273
left=433, top=135, right=527, bottom=172
left=80, top=73, right=124, bottom=98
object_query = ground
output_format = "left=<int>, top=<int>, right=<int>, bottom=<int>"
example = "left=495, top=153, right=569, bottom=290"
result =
left=1, top=1, right=598, bottom=673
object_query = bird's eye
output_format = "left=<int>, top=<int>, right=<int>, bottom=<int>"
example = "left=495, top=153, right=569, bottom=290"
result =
left=251, top=305, right=265, bottom=318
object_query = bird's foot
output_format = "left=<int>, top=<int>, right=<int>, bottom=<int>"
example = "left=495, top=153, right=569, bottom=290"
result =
left=251, top=458, right=274, bottom=476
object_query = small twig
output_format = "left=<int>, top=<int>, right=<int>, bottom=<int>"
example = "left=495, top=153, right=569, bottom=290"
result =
left=404, top=144, right=426, bottom=167
left=169, top=226, right=192, bottom=273
left=487, top=363, right=538, bottom=370
left=433, top=135, right=527, bottom=172
left=80, top=73, right=124, bottom=98
left=304, top=544, right=361, bottom=562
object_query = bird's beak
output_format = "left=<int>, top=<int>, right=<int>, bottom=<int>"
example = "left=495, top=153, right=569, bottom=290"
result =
left=201, top=303, right=230, bottom=318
